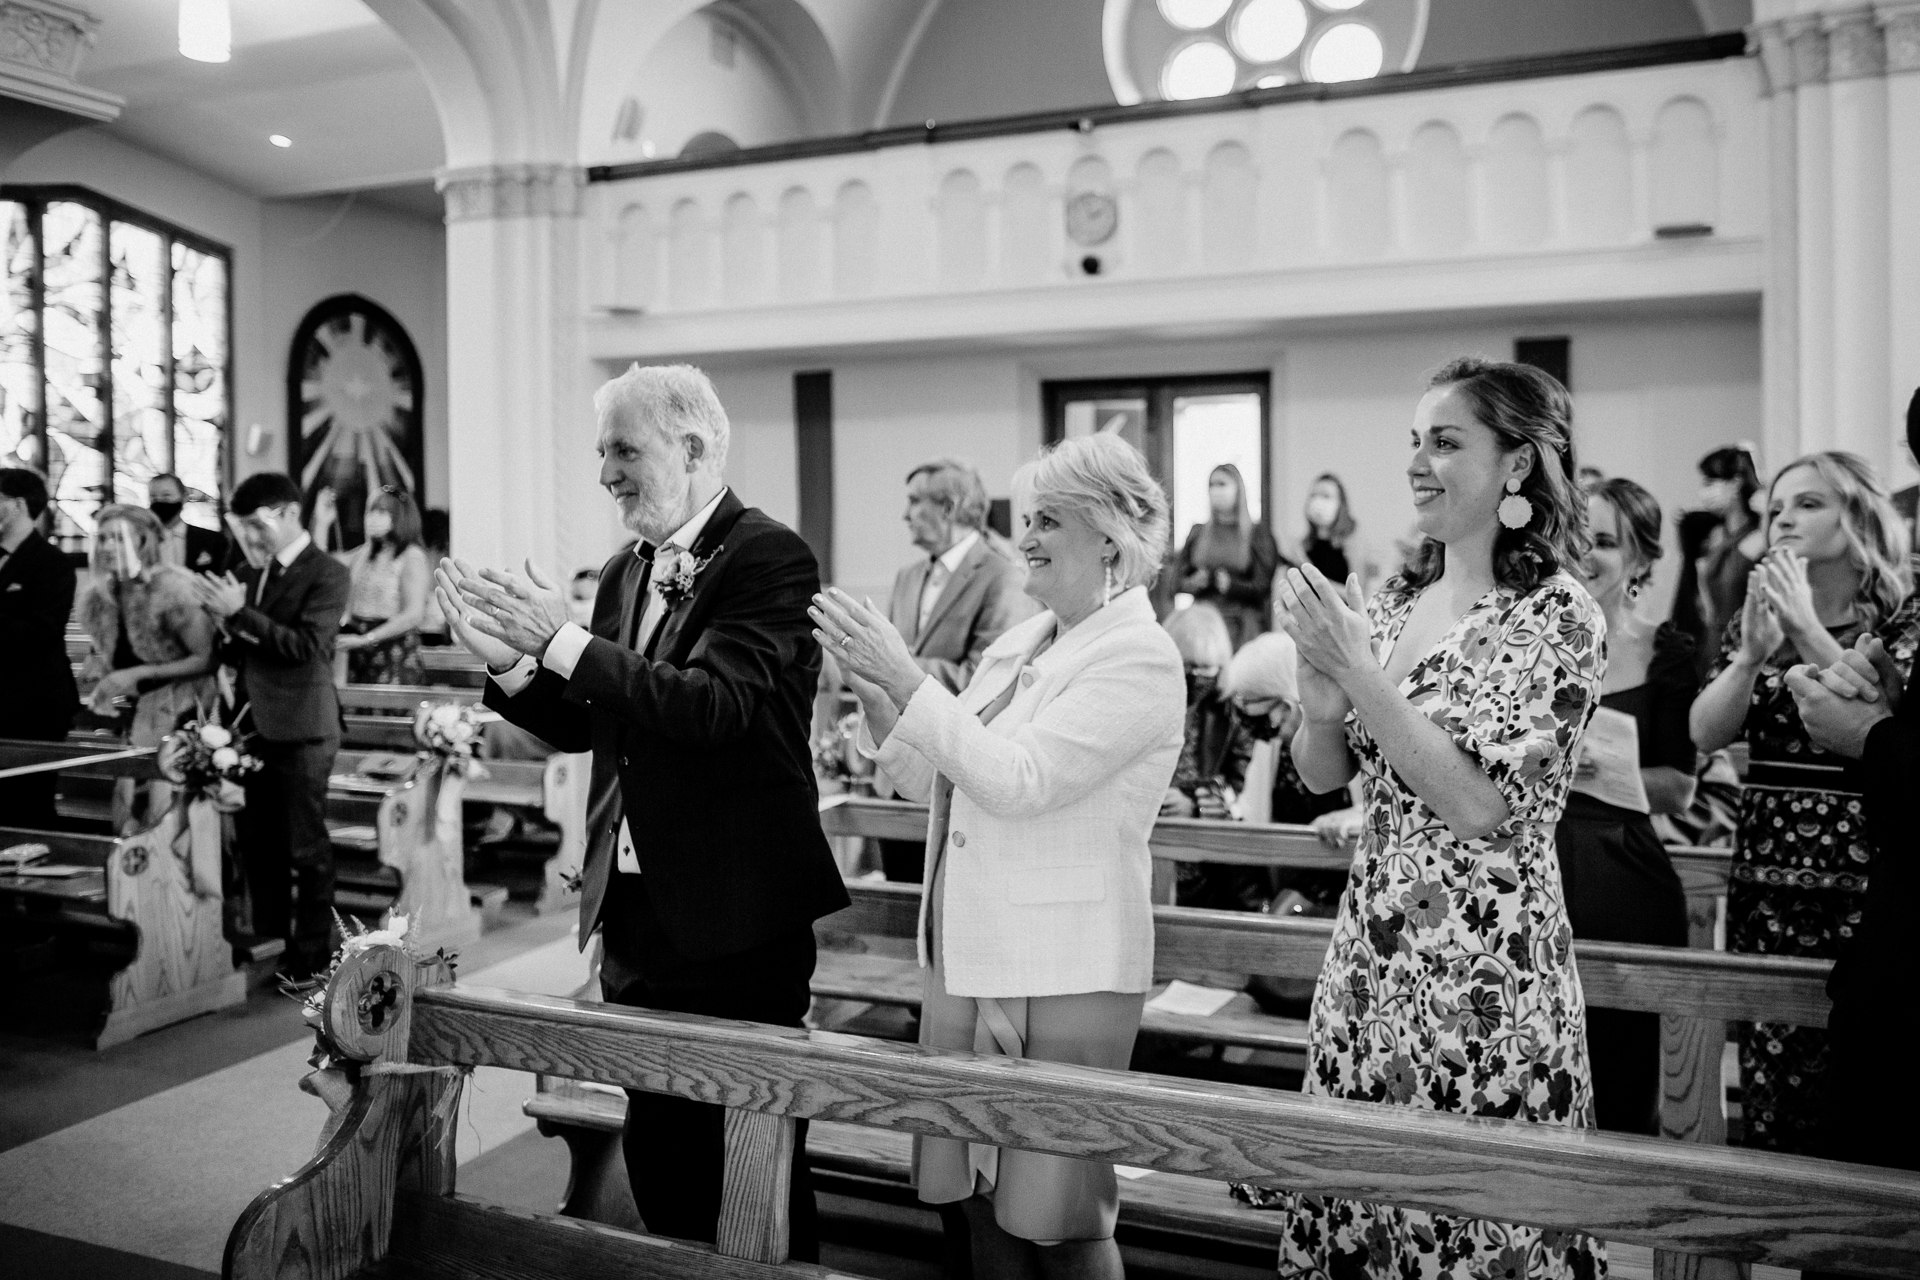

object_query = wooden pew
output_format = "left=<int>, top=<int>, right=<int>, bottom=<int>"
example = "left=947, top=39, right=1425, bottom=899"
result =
left=0, top=822, right=245, bottom=1048
left=331, top=689, right=586, bottom=918
left=418, top=647, right=488, bottom=688
left=225, top=948, right=1920, bottom=1280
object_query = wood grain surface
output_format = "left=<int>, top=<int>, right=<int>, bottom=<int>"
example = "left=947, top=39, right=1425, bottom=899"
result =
left=819, top=881, right=1831, bottom=1026
left=337, top=684, right=483, bottom=712
left=716, top=1110, right=794, bottom=1264
left=408, top=984, right=1920, bottom=1276
left=381, top=1191, right=843, bottom=1279
left=101, top=809, right=245, bottom=1049
left=0, top=736, right=164, bottom=781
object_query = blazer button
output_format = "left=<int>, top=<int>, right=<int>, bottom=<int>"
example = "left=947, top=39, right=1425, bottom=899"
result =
left=620, top=755, right=630, bottom=766
left=950, top=831, right=966, bottom=848
left=1020, top=671, right=1034, bottom=688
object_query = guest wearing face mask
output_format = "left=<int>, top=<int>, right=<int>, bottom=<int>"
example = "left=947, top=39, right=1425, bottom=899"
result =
left=567, top=567, right=601, bottom=628
left=1298, top=473, right=1373, bottom=594
left=329, top=488, right=430, bottom=685
left=1175, top=464, right=1281, bottom=651
left=147, top=472, right=227, bottom=573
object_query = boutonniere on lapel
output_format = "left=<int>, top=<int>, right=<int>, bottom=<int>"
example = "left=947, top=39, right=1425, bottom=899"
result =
left=653, top=545, right=719, bottom=608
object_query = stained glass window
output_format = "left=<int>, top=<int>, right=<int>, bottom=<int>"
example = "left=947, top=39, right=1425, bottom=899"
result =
left=0, top=186, right=233, bottom=550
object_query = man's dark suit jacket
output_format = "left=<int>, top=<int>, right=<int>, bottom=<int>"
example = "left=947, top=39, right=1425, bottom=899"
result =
left=484, top=491, right=849, bottom=961
left=1821, top=690, right=1920, bottom=1172
left=0, top=530, right=80, bottom=736
left=216, top=543, right=350, bottom=742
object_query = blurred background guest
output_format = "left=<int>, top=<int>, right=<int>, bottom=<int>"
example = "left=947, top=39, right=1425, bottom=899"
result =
left=0, top=468, right=80, bottom=829
left=1555, top=478, right=1695, bottom=1134
left=872, top=458, right=1029, bottom=884
left=1691, top=450, right=1917, bottom=1154
left=147, top=472, right=226, bottom=572
left=331, top=487, right=430, bottom=685
left=76, top=505, right=218, bottom=831
left=1680, top=444, right=1767, bottom=678
left=1297, top=471, right=1364, bottom=592
left=1161, top=603, right=1262, bottom=911
left=1176, top=462, right=1279, bottom=650
left=566, top=567, right=601, bottom=627
left=416, top=507, right=453, bottom=646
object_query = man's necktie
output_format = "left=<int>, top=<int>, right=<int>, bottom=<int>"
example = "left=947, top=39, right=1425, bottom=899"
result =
left=255, top=559, right=277, bottom=604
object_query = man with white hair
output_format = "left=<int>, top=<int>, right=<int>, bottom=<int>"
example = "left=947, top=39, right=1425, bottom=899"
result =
left=437, top=362, right=847, bottom=1258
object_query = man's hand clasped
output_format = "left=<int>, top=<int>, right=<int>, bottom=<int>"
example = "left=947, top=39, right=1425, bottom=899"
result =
left=434, top=557, right=570, bottom=672
left=1784, top=633, right=1904, bottom=760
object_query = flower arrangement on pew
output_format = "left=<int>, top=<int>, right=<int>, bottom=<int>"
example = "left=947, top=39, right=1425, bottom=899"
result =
left=155, top=716, right=262, bottom=898
left=413, top=701, right=485, bottom=776
left=811, top=710, right=870, bottom=791
left=285, top=913, right=462, bottom=1149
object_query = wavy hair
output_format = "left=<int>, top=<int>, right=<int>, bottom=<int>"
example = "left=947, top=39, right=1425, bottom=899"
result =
left=1766, top=451, right=1911, bottom=629
left=1400, top=356, right=1589, bottom=596
left=1590, top=477, right=1663, bottom=590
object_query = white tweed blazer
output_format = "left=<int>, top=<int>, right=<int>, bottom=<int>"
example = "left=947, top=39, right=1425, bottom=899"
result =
left=873, top=586, right=1185, bottom=998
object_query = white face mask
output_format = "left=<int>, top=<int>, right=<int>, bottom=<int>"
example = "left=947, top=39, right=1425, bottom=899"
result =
left=364, top=512, right=393, bottom=540
left=1305, top=495, right=1339, bottom=529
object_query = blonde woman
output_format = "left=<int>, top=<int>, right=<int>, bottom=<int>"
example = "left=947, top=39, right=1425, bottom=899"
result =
left=77, top=505, right=217, bottom=829
left=815, top=431, right=1184, bottom=1280
left=1690, top=449, right=1918, bottom=1154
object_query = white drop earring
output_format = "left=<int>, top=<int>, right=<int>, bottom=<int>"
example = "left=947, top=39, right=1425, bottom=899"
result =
left=1497, top=477, right=1535, bottom=530
left=1102, top=558, right=1115, bottom=606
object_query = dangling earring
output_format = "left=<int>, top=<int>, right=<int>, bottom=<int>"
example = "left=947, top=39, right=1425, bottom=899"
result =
left=1102, top=558, right=1115, bottom=607
left=1497, top=477, right=1535, bottom=530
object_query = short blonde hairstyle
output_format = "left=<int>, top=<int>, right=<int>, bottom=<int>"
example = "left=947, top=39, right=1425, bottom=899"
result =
left=594, top=363, right=730, bottom=473
left=1163, top=603, right=1233, bottom=669
left=1026, top=432, right=1170, bottom=590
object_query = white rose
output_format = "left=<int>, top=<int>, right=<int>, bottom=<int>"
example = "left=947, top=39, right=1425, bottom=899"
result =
left=448, top=721, right=475, bottom=743
left=211, top=747, right=240, bottom=769
left=199, top=724, right=232, bottom=747
left=430, top=704, right=462, bottom=728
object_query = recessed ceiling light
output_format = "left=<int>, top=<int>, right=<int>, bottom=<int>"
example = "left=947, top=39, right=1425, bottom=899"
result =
left=269, top=135, right=292, bottom=148
left=178, top=0, right=232, bottom=63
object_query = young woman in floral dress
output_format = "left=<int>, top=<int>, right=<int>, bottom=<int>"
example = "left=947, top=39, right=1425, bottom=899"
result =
left=1274, top=357, right=1605, bottom=1280
left=1690, top=451, right=1916, bottom=1154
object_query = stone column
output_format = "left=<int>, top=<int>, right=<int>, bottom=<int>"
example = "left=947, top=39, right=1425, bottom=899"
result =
left=1788, top=16, right=1836, bottom=451
left=1827, top=6, right=1890, bottom=469
left=0, top=0, right=122, bottom=171
left=1887, top=5, right=1920, bottom=460
left=1753, top=22, right=1801, bottom=474
left=438, top=163, right=598, bottom=577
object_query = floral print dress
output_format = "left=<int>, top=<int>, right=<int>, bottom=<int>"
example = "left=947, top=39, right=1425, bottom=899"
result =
left=1276, top=571, right=1606, bottom=1280
left=1709, top=596, right=1920, bottom=1153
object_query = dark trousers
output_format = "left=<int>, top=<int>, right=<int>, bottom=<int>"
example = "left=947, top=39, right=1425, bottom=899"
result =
left=235, top=736, right=338, bottom=965
left=879, top=837, right=925, bottom=885
left=598, top=870, right=820, bottom=1261
left=0, top=715, right=70, bottom=831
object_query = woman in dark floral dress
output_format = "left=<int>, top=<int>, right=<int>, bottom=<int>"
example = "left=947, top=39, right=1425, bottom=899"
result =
left=1274, top=358, right=1604, bottom=1280
left=1690, top=450, right=1916, bottom=1154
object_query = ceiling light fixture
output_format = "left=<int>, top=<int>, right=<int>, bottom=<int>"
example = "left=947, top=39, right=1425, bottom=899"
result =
left=269, top=134, right=292, bottom=148
left=179, top=0, right=232, bottom=64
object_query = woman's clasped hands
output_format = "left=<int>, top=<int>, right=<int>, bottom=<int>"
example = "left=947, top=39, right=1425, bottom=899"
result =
left=1274, top=562, right=1372, bottom=722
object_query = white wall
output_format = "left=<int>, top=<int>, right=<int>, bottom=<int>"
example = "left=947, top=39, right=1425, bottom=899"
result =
left=699, top=309, right=1761, bottom=614
left=260, top=195, right=449, bottom=506
left=600, top=10, right=809, bottom=165
left=4, top=128, right=450, bottom=507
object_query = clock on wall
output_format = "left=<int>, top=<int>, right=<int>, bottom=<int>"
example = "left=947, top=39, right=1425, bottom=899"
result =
left=1066, top=191, right=1119, bottom=247
left=287, top=294, right=424, bottom=550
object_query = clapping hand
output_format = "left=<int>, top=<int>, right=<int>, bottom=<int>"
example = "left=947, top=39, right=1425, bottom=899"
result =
left=1737, top=566, right=1785, bottom=666
left=434, top=557, right=558, bottom=670
left=1812, top=634, right=1904, bottom=711
left=192, top=570, right=248, bottom=620
left=809, top=588, right=925, bottom=709
left=1275, top=563, right=1370, bottom=722
left=1754, top=549, right=1821, bottom=645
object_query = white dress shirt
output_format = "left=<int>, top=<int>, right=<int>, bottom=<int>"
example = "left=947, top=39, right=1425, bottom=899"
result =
left=159, top=520, right=188, bottom=568
left=491, top=486, right=729, bottom=873
left=918, top=530, right=979, bottom=636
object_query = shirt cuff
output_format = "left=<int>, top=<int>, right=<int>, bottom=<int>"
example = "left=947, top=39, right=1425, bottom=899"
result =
left=489, top=655, right=538, bottom=696
left=542, top=621, right=592, bottom=680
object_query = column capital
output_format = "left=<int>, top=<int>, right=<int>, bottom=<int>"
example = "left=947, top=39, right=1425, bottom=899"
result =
left=1752, top=21, right=1799, bottom=93
left=0, top=0, right=121, bottom=121
left=1784, top=15, right=1832, bottom=84
left=1885, top=3, right=1920, bottom=72
left=436, top=163, right=586, bottom=223
left=1828, top=5, right=1888, bottom=78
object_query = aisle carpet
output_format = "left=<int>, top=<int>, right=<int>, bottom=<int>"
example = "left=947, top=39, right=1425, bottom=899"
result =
left=0, top=923, right=590, bottom=1274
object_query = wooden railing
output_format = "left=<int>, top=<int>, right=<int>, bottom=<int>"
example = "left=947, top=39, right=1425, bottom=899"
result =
left=224, top=949, right=1920, bottom=1280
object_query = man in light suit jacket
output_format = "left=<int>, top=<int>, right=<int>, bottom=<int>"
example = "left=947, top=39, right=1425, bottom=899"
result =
left=876, top=459, right=1030, bottom=882
left=438, top=364, right=847, bottom=1260
left=0, top=468, right=81, bottom=828
left=190, top=472, right=350, bottom=977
